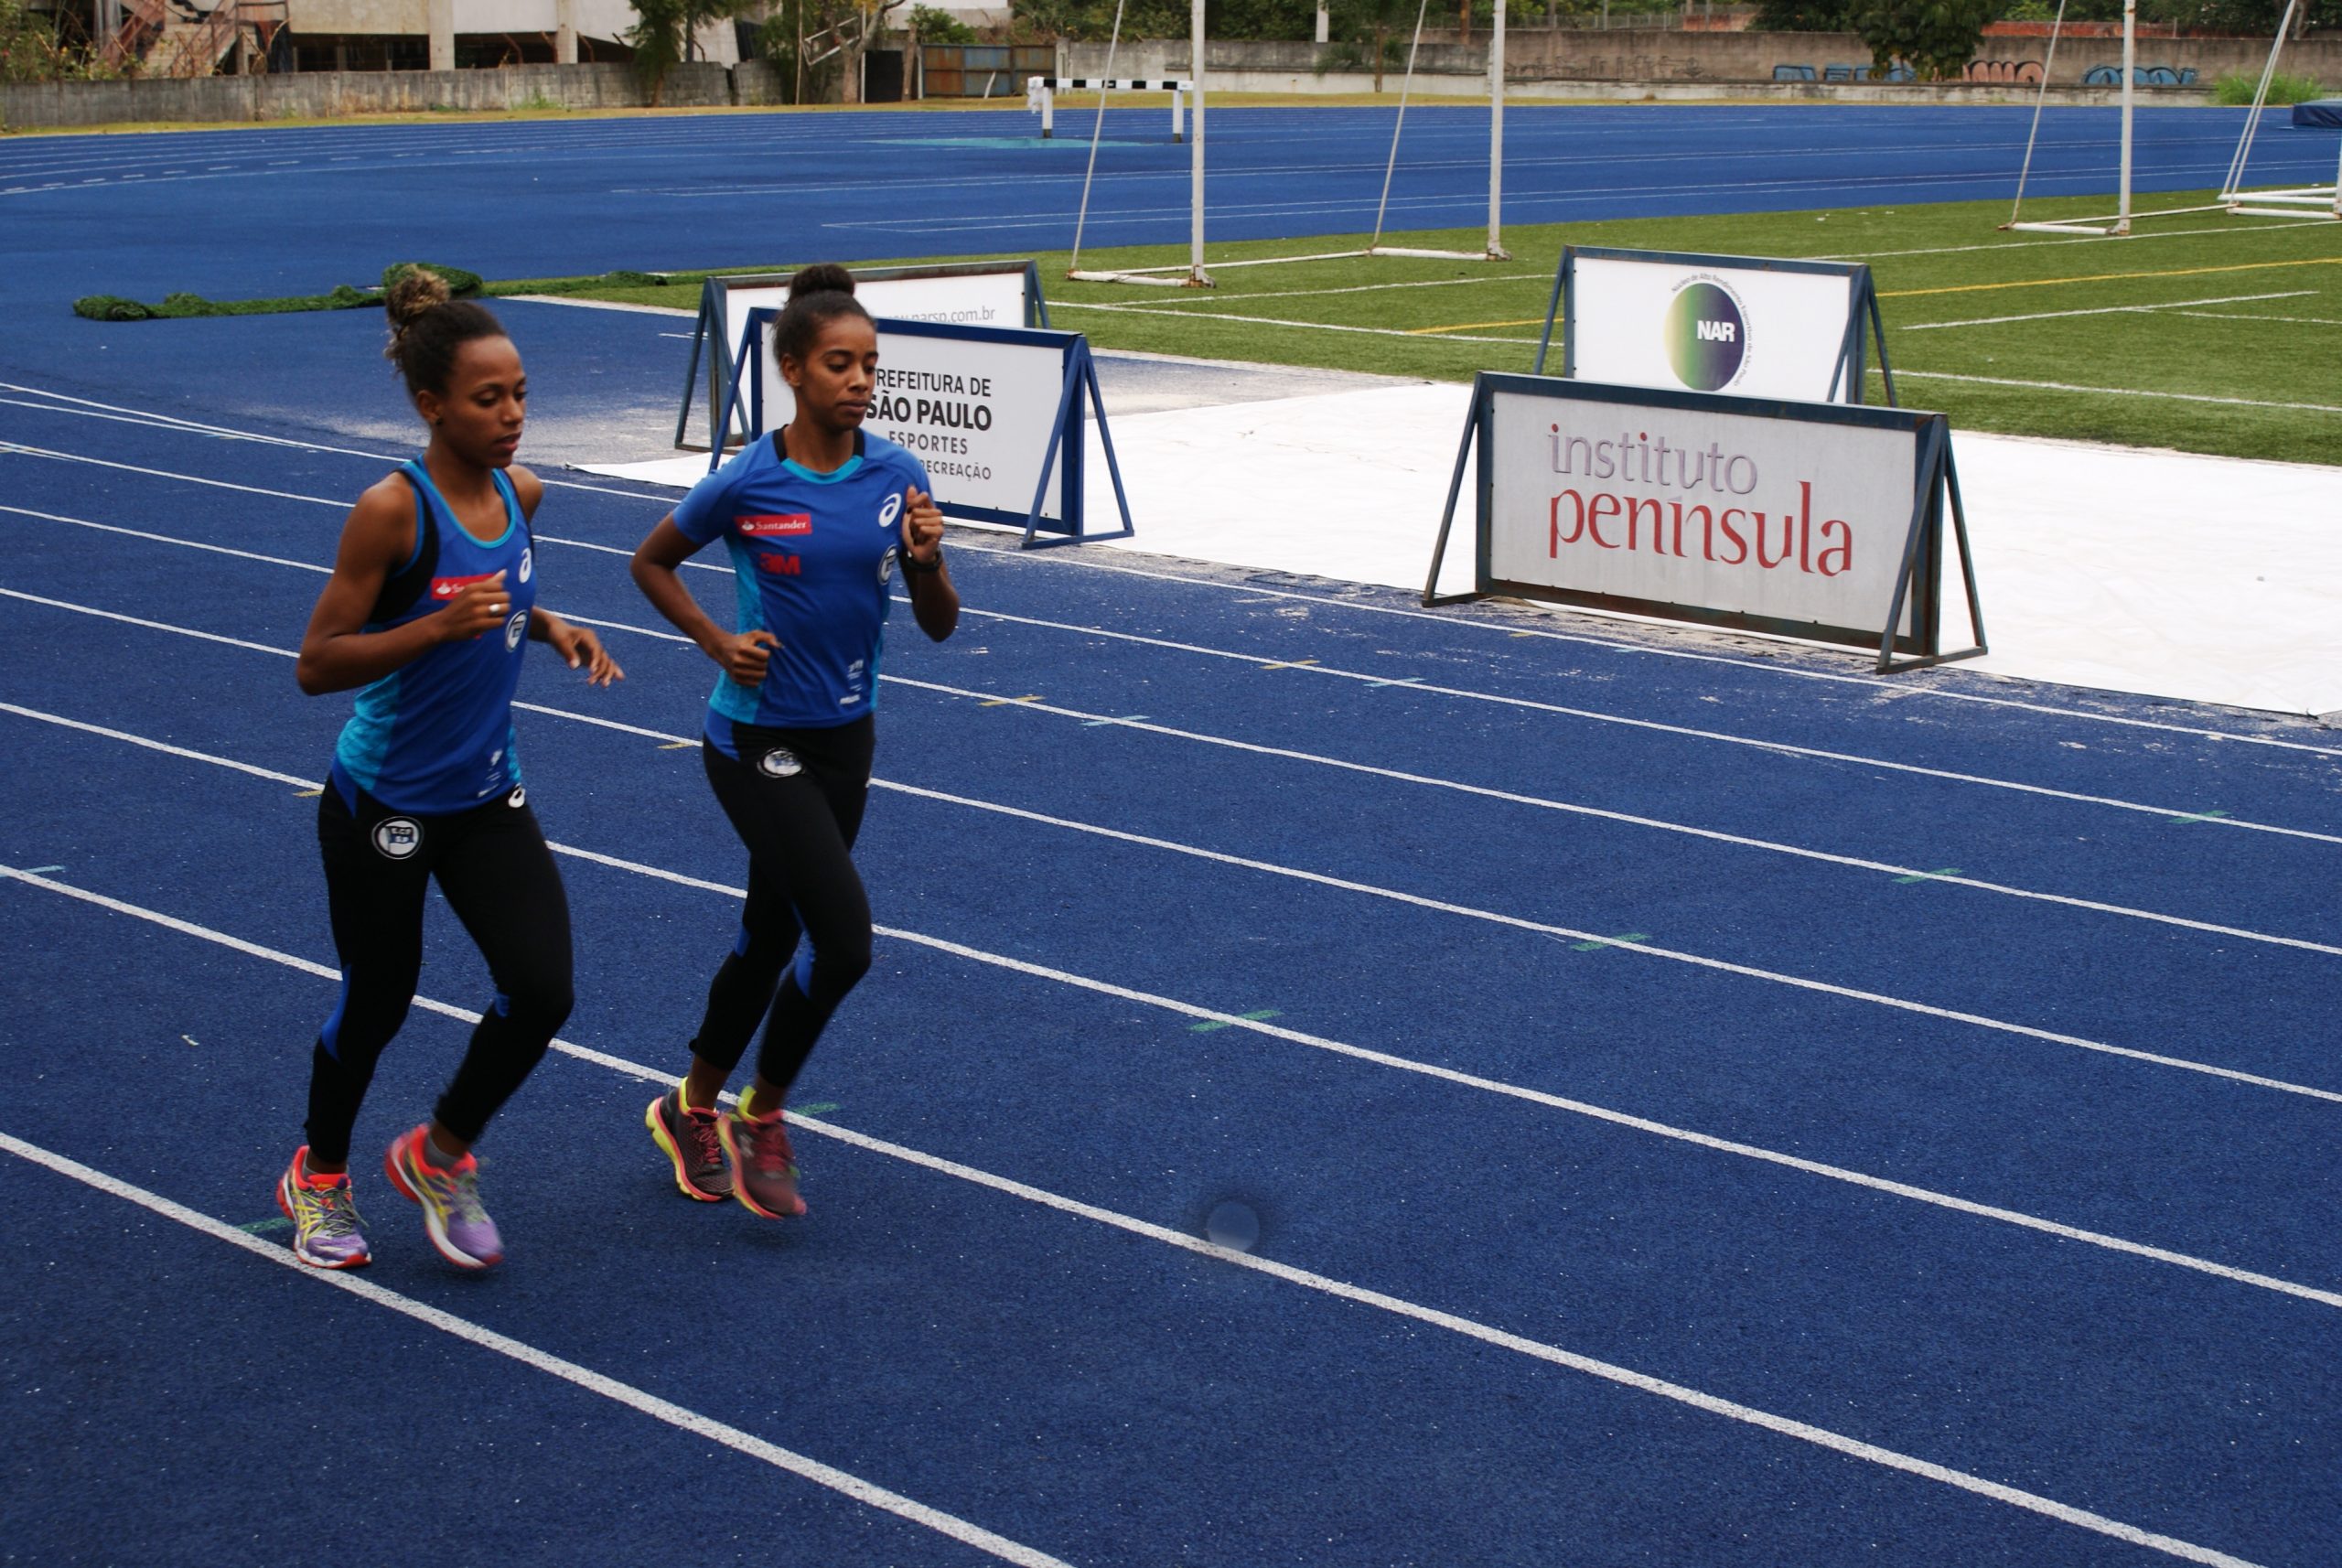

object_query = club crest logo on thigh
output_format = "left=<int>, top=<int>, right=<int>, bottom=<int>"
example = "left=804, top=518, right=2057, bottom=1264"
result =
left=757, top=747, right=802, bottom=779
left=372, top=818, right=423, bottom=860
left=507, top=786, right=527, bottom=809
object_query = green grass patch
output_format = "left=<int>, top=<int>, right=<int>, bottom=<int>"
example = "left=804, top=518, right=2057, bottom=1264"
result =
left=548, top=192, right=2342, bottom=466
left=2212, top=71, right=2329, bottom=107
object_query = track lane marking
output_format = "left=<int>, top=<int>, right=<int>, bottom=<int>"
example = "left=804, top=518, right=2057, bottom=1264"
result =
left=0, top=1128, right=1077, bottom=1568
left=0, top=874, right=2287, bottom=1568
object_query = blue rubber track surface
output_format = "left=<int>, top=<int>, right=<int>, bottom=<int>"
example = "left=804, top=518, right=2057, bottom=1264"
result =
left=6, top=106, right=2342, bottom=1568
left=3, top=102, right=2337, bottom=309
left=5, top=356, right=2342, bottom=1566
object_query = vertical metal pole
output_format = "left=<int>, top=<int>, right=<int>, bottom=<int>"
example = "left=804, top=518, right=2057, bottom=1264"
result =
left=1191, top=0, right=1209, bottom=284
left=2115, top=0, right=2134, bottom=233
left=1488, top=0, right=1509, bottom=258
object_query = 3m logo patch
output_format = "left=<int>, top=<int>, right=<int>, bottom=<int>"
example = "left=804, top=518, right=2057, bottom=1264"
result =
left=755, top=551, right=802, bottom=576
left=737, top=514, right=813, bottom=538
left=430, top=573, right=499, bottom=600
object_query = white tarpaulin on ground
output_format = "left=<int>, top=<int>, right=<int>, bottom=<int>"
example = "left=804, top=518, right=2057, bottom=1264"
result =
left=585, top=375, right=2342, bottom=718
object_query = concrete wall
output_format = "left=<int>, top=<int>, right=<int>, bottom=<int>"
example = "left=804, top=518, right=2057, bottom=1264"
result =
left=0, top=60, right=736, bottom=126
left=1069, top=31, right=2341, bottom=89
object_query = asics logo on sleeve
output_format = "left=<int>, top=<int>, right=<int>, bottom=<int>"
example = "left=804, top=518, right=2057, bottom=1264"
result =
left=877, top=494, right=902, bottom=532
left=738, top=514, right=813, bottom=537
left=518, top=548, right=533, bottom=583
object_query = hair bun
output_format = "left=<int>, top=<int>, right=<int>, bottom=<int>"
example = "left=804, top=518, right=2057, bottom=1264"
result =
left=384, top=265, right=453, bottom=331
left=787, top=263, right=855, bottom=298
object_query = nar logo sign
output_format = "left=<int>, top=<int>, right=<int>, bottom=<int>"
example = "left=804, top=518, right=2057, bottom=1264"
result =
left=737, top=514, right=813, bottom=538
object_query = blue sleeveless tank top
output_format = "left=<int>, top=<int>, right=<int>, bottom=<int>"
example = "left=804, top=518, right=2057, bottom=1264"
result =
left=329, top=461, right=536, bottom=815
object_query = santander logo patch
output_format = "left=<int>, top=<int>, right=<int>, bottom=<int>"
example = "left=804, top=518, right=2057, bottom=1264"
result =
left=737, top=514, right=813, bottom=538
left=430, top=573, right=500, bottom=599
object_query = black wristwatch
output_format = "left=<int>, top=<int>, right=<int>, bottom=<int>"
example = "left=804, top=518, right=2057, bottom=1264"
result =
left=900, top=545, right=944, bottom=575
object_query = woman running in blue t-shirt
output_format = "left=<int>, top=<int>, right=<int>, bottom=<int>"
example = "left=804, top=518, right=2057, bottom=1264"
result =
left=274, top=268, right=622, bottom=1272
left=631, top=263, right=960, bottom=1220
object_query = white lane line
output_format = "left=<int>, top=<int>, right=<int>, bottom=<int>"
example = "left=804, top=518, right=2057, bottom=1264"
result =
left=7, top=685, right=2337, bottom=1117
left=0, top=383, right=678, bottom=503
left=1901, top=291, right=2314, bottom=331
left=0, top=870, right=2289, bottom=1568
left=2175, top=310, right=2342, bottom=328
left=886, top=674, right=2342, bottom=955
left=0, top=1130, right=1077, bottom=1568
left=0, top=587, right=293, bottom=658
left=914, top=601, right=2342, bottom=845
left=11, top=499, right=2332, bottom=840
left=15, top=701, right=2342, bottom=1308
left=5, top=378, right=2329, bottom=757
left=12, top=502, right=2333, bottom=938
left=940, top=538, right=2342, bottom=758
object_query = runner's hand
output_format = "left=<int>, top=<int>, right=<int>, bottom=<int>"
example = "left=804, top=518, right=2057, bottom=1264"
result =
left=901, top=486, right=944, bottom=566
left=435, top=572, right=510, bottom=641
left=714, top=628, right=779, bottom=684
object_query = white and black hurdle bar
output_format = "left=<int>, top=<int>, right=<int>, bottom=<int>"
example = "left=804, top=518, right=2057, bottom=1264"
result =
left=1027, top=77, right=1193, bottom=142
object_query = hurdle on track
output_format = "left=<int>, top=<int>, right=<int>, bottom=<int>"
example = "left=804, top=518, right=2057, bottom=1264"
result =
left=1027, top=77, right=1192, bottom=142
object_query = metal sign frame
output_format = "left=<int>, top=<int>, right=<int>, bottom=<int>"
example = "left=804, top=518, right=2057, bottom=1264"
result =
left=719, top=309, right=1133, bottom=551
left=1535, top=246, right=1898, bottom=408
left=677, top=259, right=1051, bottom=452
left=1423, top=372, right=1984, bottom=673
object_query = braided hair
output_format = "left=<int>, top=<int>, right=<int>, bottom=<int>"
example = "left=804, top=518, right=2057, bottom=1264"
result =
left=382, top=267, right=507, bottom=398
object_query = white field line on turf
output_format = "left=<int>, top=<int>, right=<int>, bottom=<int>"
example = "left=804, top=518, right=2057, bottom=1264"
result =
left=5, top=384, right=2327, bottom=759
left=1867, top=367, right=2342, bottom=415
left=0, top=874, right=2288, bottom=1568
left=0, top=1131, right=1076, bottom=1568
left=12, top=838, right=2342, bottom=1306
left=6, top=682, right=2337, bottom=1114
left=1901, top=291, right=2314, bottom=331
left=1823, top=220, right=2339, bottom=263
left=13, top=497, right=2333, bottom=833
left=2176, top=310, right=2342, bottom=328
left=1050, top=299, right=1541, bottom=345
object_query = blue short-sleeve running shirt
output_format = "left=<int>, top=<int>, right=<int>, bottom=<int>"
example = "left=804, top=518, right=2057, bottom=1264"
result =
left=672, top=428, right=930, bottom=754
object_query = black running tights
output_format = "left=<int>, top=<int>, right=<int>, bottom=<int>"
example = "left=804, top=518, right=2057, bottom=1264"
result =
left=305, top=783, right=575, bottom=1165
left=690, top=717, right=876, bottom=1096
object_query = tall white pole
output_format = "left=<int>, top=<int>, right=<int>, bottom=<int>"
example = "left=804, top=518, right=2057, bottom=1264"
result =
left=1191, top=0, right=1210, bottom=284
left=2116, top=0, right=2135, bottom=233
left=1488, top=0, right=1509, bottom=258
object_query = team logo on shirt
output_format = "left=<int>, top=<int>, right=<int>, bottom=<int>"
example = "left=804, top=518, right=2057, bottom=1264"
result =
left=507, top=786, right=527, bottom=809
left=504, top=609, right=529, bottom=650
left=876, top=494, right=902, bottom=532
left=737, top=514, right=813, bottom=537
left=757, top=747, right=802, bottom=779
left=754, top=551, right=802, bottom=576
left=878, top=548, right=897, bottom=586
left=430, top=572, right=499, bottom=600
left=518, top=548, right=533, bottom=584
left=372, top=818, right=423, bottom=860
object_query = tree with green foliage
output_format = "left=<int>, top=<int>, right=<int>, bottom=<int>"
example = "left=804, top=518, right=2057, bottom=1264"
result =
left=628, top=0, right=760, bottom=105
left=1845, top=0, right=1993, bottom=77
left=1751, top=0, right=1853, bottom=28
left=2, top=0, right=122, bottom=82
left=908, top=3, right=977, bottom=41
